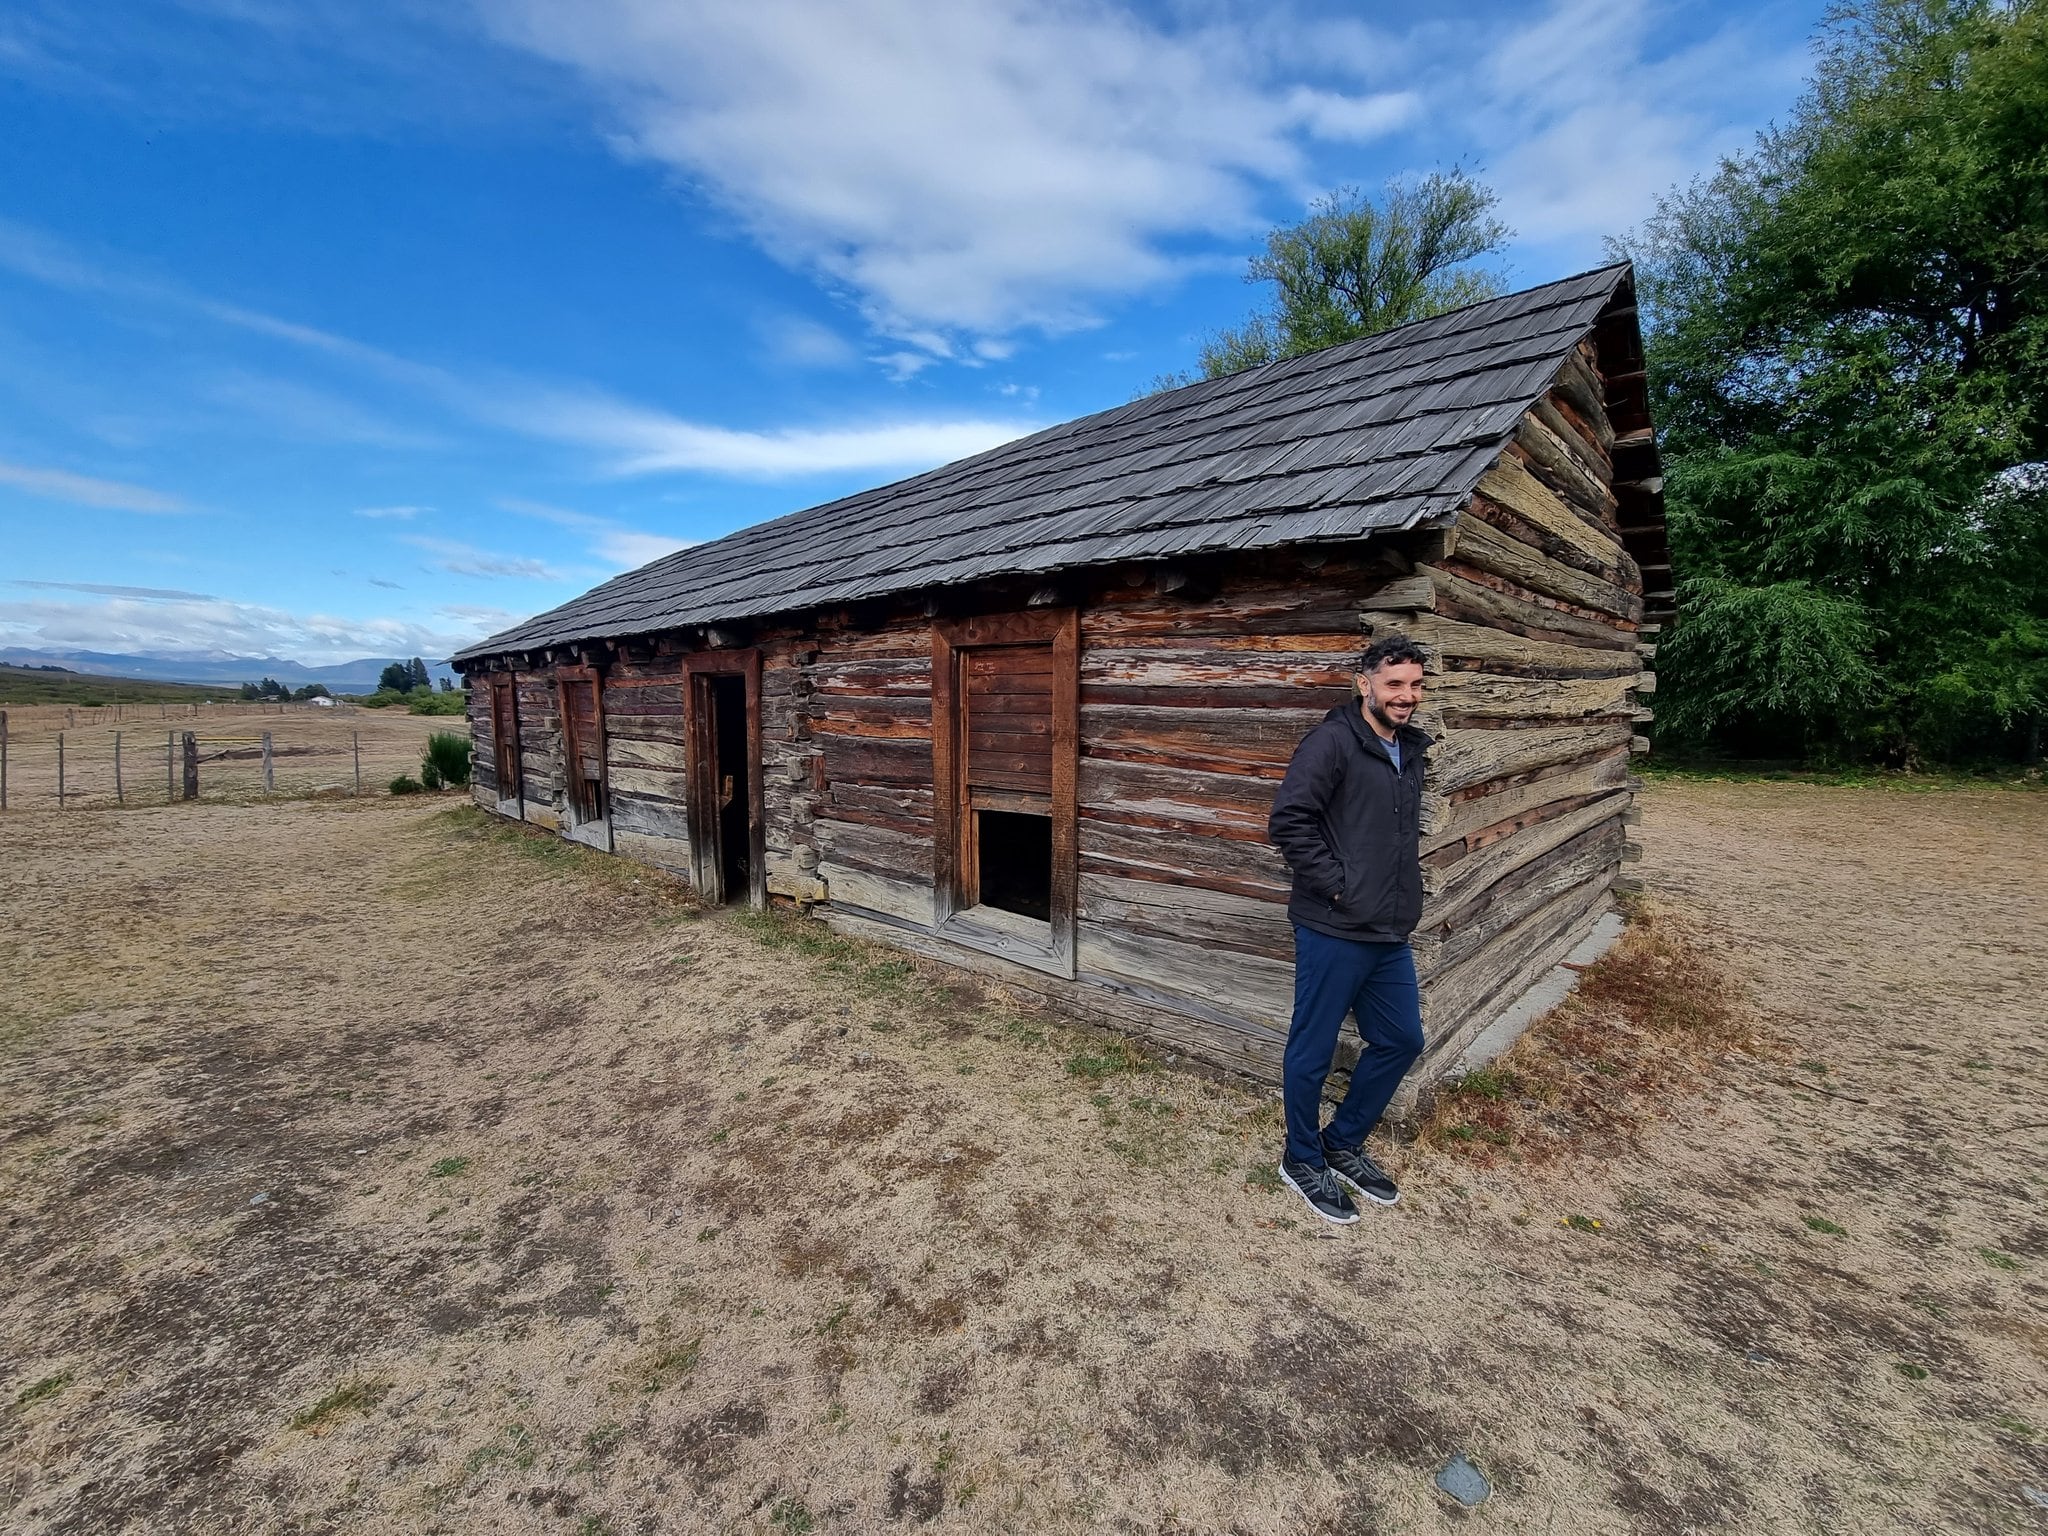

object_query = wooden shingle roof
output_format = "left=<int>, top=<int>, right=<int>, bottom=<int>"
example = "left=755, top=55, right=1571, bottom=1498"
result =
left=456, top=263, right=1634, bottom=661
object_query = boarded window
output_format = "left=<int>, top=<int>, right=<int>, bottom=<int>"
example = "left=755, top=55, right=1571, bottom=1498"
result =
left=488, top=675, right=522, bottom=806
left=932, top=611, right=1077, bottom=975
left=557, top=666, right=607, bottom=825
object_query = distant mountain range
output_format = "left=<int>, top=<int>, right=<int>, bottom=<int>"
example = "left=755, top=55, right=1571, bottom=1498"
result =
left=0, top=647, right=459, bottom=692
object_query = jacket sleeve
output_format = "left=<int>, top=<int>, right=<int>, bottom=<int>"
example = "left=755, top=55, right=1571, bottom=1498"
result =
left=1268, top=726, right=1346, bottom=900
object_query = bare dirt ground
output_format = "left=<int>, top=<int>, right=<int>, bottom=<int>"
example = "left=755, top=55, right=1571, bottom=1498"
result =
left=0, top=704, right=454, bottom=810
left=0, top=780, right=2042, bottom=1535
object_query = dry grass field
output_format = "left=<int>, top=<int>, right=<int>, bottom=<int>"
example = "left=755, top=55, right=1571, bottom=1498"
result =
left=0, top=704, right=455, bottom=809
left=0, top=780, right=2043, bottom=1534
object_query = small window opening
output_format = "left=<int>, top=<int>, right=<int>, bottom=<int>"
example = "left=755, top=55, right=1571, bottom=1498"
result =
left=976, top=809, right=1051, bottom=922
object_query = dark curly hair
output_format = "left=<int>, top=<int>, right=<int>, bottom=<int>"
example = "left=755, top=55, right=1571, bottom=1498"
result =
left=1358, top=634, right=1430, bottom=673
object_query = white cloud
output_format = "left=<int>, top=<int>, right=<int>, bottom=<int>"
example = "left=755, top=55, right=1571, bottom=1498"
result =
left=594, top=529, right=695, bottom=568
left=10, top=579, right=215, bottom=601
left=353, top=504, right=428, bottom=520
left=1470, top=0, right=1812, bottom=246
left=495, top=495, right=607, bottom=531
left=0, top=457, right=189, bottom=514
left=758, top=313, right=858, bottom=370
left=478, top=0, right=1416, bottom=347
left=0, top=592, right=501, bottom=666
left=400, top=534, right=566, bottom=581
left=510, top=392, right=1037, bottom=477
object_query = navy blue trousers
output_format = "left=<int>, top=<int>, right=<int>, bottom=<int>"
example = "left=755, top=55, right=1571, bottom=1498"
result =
left=1283, top=926, right=1425, bottom=1167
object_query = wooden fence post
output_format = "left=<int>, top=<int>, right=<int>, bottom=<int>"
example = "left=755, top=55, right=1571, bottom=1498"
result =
left=116, top=731, right=124, bottom=804
left=1, top=709, right=8, bottom=811
left=57, top=732, right=65, bottom=808
left=353, top=731, right=361, bottom=796
left=182, top=733, right=199, bottom=800
left=262, top=730, right=274, bottom=793
left=167, top=731, right=175, bottom=802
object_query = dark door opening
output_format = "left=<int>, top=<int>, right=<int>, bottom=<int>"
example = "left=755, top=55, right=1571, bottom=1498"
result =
left=976, top=808, right=1051, bottom=921
left=709, top=673, right=751, bottom=901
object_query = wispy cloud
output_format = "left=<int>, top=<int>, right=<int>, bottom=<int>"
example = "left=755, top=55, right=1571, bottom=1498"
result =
left=401, top=534, right=566, bottom=581
left=0, top=592, right=502, bottom=666
left=0, top=217, right=1040, bottom=481
left=517, top=394, right=1036, bottom=477
left=479, top=0, right=1418, bottom=350
left=10, top=579, right=216, bottom=601
left=497, top=496, right=695, bottom=573
left=353, top=504, right=429, bottom=520
left=0, top=457, right=189, bottom=513
left=368, top=577, right=405, bottom=589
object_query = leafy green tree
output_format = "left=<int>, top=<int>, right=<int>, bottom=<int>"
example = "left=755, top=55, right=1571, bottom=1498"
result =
left=378, top=661, right=412, bottom=694
left=291, top=683, right=331, bottom=702
left=1160, top=172, right=1511, bottom=387
left=407, top=657, right=431, bottom=692
left=1625, top=0, right=2048, bottom=765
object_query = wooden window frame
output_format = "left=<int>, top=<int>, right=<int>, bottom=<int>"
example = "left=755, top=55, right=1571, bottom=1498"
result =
left=931, top=609, right=1078, bottom=977
left=682, top=648, right=767, bottom=909
left=554, top=663, right=611, bottom=845
left=488, top=673, right=524, bottom=819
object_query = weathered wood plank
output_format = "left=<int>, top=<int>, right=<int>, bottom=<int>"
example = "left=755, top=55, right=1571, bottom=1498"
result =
left=1078, top=759, right=1275, bottom=838
left=1422, top=565, right=1637, bottom=651
left=1079, top=704, right=1323, bottom=776
left=1439, top=515, right=1639, bottom=622
left=1428, top=720, right=1633, bottom=797
left=1420, top=876, right=1611, bottom=1040
left=1076, top=927, right=1295, bottom=1031
left=1078, top=818, right=1293, bottom=901
left=1472, top=456, right=1625, bottom=571
left=1414, top=819, right=1623, bottom=979
left=1078, top=871, right=1292, bottom=961
left=1362, top=612, right=1639, bottom=677
left=1421, top=748, right=1631, bottom=855
left=1425, top=668, right=1637, bottom=722
left=1423, top=791, right=1629, bottom=916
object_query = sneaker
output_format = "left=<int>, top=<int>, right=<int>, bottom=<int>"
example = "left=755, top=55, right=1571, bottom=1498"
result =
left=1321, top=1139, right=1399, bottom=1206
left=1278, top=1156, right=1359, bottom=1225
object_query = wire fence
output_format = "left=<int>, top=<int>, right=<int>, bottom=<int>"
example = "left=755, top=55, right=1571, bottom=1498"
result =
left=0, top=704, right=466, bottom=812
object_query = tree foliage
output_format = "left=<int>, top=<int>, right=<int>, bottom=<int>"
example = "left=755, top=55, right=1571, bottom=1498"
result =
left=1627, top=0, right=2048, bottom=764
left=1157, top=172, right=1511, bottom=388
left=377, top=661, right=412, bottom=694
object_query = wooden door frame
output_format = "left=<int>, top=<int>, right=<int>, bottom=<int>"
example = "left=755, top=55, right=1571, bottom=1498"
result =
left=931, top=608, right=1078, bottom=974
left=682, top=648, right=766, bottom=909
left=488, top=673, right=524, bottom=819
left=554, top=663, right=611, bottom=843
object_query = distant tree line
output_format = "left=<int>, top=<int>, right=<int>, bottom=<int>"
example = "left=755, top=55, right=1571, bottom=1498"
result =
left=240, top=678, right=331, bottom=702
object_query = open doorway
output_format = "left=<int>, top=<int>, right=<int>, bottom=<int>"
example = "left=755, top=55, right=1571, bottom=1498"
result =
left=709, top=673, right=750, bottom=900
left=685, top=651, right=763, bottom=907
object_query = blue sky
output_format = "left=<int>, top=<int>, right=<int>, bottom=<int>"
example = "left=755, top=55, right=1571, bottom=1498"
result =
left=0, top=0, right=1826, bottom=665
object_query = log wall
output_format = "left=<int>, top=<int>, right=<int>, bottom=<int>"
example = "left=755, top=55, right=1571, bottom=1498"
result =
left=458, top=353, right=1651, bottom=1109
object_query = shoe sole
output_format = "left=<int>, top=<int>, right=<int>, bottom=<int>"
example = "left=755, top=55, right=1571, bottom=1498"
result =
left=1276, top=1162, right=1359, bottom=1225
left=1329, top=1168, right=1400, bottom=1207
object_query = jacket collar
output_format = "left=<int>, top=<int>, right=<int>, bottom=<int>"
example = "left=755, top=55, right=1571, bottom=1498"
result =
left=1326, top=702, right=1431, bottom=760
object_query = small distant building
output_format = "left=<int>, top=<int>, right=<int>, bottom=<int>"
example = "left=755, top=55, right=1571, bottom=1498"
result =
left=453, top=264, right=1668, bottom=1106
left=310, top=695, right=337, bottom=709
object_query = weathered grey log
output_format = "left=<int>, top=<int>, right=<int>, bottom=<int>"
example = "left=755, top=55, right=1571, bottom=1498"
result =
left=1428, top=720, right=1634, bottom=798
left=1361, top=611, right=1638, bottom=676
left=1, top=710, right=8, bottom=811
left=1474, top=456, right=1626, bottom=570
left=262, top=730, right=273, bottom=792
left=1424, top=792, right=1630, bottom=915
left=1419, top=749, right=1630, bottom=856
left=1426, top=668, right=1636, bottom=721
left=182, top=733, right=199, bottom=800
left=1441, top=514, right=1641, bottom=621
left=115, top=732, right=123, bottom=803
left=1422, top=566, right=1638, bottom=650
left=56, top=732, right=64, bottom=809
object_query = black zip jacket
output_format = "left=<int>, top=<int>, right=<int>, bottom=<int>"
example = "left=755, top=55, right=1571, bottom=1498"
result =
left=1267, top=704, right=1431, bottom=943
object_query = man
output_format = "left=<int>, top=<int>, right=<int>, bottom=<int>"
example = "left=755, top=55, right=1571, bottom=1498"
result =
left=1266, top=633, right=1431, bottom=1224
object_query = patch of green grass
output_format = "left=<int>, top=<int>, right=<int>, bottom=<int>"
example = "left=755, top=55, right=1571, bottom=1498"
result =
left=709, top=1129, right=730, bottom=1145
left=1244, top=1164, right=1282, bottom=1191
left=770, top=1497, right=815, bottom=1535
left=1803, top=1216, right=1848, bottom=1237
left=1895, top=1362, right=1929, bottom=1381
left=1796, top=1059, right=1829, bottom=1075
left=1978, top=1246, right=2020, bottom=1271
left=1447, top=1065, right=1513, bottom=1099
left=1993, top=1412, right=2036, bottom=1441
left=14, top=1372, right=72, bottom=1407
left=582, top=1422, right=626, bottom=1459
left=290, top=1377, right=390, bottom=1432
left=1127, top=1096, right=1175, bottom=1118
left=427, top=1156, right=470, bottom=1178
left=1962, top=1058, right=1993, bottom=1070
left=1560, top=1214, right=1603, bottom=1233
left=464, top=1422, right=539, bottom=1479
left=1065, top=1037, right=1153, bottom=1081
left=639, top=1334, right=702, bottom=1393
left=696, top=1226, right=720, bottom=1243
left=576, top=1517, right=618, bottom=1536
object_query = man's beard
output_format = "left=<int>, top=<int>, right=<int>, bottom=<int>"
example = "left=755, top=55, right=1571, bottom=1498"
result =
left=1365, top=695, right=1405, bottom=735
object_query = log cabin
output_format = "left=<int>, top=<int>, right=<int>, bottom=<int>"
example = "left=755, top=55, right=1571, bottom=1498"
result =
left=451, top=263, right=1670, bottom=1112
